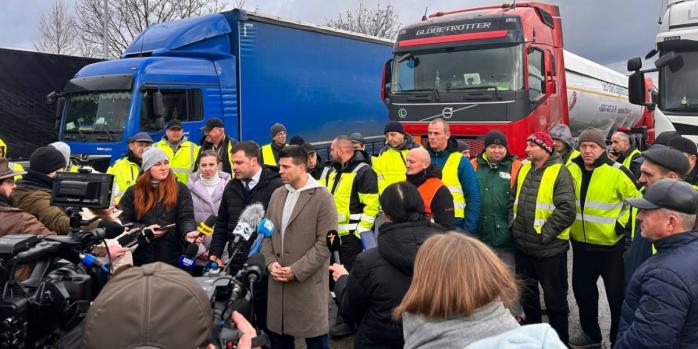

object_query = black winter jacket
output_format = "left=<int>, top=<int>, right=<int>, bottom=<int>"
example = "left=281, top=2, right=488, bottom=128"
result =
left=335, top=220, right=443, bottom=349
left=509, top=153, right=576, bottom=258
left=119, top=182, right=197, bottom=266
left=406, top=164, right=455, bottom=230
left=616, top=229, right=698, bottom=348
left=209, top=167, right=282, bottom=270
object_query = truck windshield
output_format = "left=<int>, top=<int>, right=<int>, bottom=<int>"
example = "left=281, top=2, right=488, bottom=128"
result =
left=659, top=50, right=698, bottom=114
left=61, top=91, right=130, bottom=142
left=391, top=45, right=523, bottom=94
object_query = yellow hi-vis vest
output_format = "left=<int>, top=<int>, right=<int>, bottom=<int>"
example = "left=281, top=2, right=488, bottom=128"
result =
left=106, top=158, right=140, bottom=204
left=441, top=152, right=466, bottom=219
left=513, top=161, right=569, bottom=239
left=320, top=163, right=379, bottom=238
left=621, top=148, right=641, bottom=171
left=565, top=150, right=581, bottom=167
left=373, top=147, right=410, bottom=194
left=568, top=162, right=641, bottom=246
left=155, top=139, right=200, bottom=184
left=261, top=144, right=284, bottom=167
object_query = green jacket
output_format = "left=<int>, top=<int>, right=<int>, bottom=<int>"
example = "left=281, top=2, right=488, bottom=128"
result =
left=474, top=154, right=521, bottom=249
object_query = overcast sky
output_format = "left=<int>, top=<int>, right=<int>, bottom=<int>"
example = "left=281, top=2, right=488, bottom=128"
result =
left=0, top=0, right=662, bottom=73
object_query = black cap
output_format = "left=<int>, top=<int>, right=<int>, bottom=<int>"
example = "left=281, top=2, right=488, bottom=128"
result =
left=289, top=135, right=305, bottom=145
left=29, top=146, right=66, bottom=174
left=384, top=121, right=404, bottom=135
left=641, top=147, right=690, bottom=175
left=166, top=119, right=183, bottom=130
left=302, top=143, right=316, bottom=154
left=668, top=136, right=698, bottom=156
left=484, top=130, right=508, bottom=149
left=350, top=132, right=364, bottom=144
left=200, top=118, right=224, bottom=132
left=655, top=130, right=681, bottom=145
left=627, top=179, right=698, bottom=214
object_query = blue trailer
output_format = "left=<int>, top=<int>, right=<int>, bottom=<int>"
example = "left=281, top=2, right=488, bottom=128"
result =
left=50, top=9, right=392, bottom=171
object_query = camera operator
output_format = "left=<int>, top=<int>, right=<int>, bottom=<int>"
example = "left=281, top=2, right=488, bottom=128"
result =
left=0, top=158, right=56, bottom=237
left=78, top=262, right=262, bottom=349
left=119, top=147, right=201, bottom=266
left=11, top=147, right=122, bottom=236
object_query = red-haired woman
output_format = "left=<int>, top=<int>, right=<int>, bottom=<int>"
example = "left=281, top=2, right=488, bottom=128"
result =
left=119, top=147, right=200, bottom=266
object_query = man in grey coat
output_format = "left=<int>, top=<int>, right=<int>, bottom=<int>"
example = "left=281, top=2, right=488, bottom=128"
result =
left=262, top=145, right=338, bottom=349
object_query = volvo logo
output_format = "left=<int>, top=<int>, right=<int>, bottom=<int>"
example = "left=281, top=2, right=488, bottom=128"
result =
left=398, top=108, right=407, bottom=118
left=442, top=107, right=453, bottom=119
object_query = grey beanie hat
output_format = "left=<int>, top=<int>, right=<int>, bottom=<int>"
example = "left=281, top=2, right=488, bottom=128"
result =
left=270, top=123, right=287, bottom=138
left=578, top=128, right=607, bottom=147
left=141, top=147, right=169, bottom=172
left=49, top=141, right=71, bottom=168
left=548, top=124, right=575, bottom=149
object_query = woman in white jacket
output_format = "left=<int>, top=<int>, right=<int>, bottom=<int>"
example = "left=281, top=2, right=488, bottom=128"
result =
left=187, top=150, right=230, bottom=261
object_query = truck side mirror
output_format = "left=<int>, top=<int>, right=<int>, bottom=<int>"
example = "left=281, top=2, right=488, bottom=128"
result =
left=153, top=90, right=166, bottom=117
left=382, top=59, right=393, bottom=102
left=627, top=57, right=642, bottom=72
left=628, top=71, right=646, bottom=105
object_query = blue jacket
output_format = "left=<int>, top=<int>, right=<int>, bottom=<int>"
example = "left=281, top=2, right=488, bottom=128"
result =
left=426, top=137, right=480, bottom=233
left=616, top=229, right=698, bottom=348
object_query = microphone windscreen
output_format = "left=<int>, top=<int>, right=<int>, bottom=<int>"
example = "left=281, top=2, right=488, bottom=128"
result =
left=185, top=243, right=199, bottom=258
left=245, top=253, right=266, bottom=274
left=239, top=203, right=265, bottom=227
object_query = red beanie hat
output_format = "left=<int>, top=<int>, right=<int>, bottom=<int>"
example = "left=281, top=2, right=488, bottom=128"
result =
left=527, top=131, right=554, bottom=154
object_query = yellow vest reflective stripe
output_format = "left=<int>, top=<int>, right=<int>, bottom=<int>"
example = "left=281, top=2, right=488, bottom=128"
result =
left=106, top=158, right=140, bottom=204
left=374, top=147, right=409, bottom=194
left=261, top=144, right=278, bottom=167
left=622, top=148, right=641, bottom=170
left=565, top=150, right=581, bottom=167
left=513, top=161, right=569, bottom=239
left=156, top=139, right=200, bottom=184
left=322, top=162, right=369, bottom=238
left=569, top=162, right=640, bottom=246
left=441, top=152, right=466, bottom=219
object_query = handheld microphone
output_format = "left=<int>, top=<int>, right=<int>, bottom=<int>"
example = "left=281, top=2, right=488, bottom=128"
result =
left=227, top=203, right=265, bottom=259
left=197, top=215, right=217, bottom=237
left=242, top=253, right=266, bottom=284
left=117, top=226, right=156, bottom=248
left=57, top=244, right=110, bottom=273
left=326, top=230, right=341, bottom=264
left=178, top=244, right=199, bottom=272
left=248, top=218, right=274, bottom=256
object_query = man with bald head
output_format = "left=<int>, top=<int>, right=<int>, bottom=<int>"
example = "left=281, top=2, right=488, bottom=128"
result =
left=405, top=148, right=455, bottom=230
left=610, top=131, right=641, bottom=178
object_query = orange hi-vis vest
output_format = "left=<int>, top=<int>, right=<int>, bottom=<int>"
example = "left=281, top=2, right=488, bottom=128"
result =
left=417, top=177, right=445, bottom=219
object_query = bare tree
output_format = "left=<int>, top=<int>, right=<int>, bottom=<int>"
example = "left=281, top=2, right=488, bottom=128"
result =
left=326, top=2, right=401, bottom=39
left=34, top=0, right=78, bottom=55
left=74, top=0, right=226, bottom=59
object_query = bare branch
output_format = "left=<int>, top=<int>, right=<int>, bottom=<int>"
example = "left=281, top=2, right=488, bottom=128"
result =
left=34, top=0, right=78, bottom=55
left=326, top=1, right=401, bottom=39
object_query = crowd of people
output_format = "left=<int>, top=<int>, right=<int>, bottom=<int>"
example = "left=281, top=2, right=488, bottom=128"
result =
left=1, top=116, right=697, bottom=349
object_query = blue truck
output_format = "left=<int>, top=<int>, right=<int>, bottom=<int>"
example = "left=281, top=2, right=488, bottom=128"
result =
left=49, top=9, right=392, bottom=171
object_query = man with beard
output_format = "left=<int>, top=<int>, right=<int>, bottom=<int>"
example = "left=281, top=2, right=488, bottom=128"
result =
left=155, top=119, right=200, bottom=184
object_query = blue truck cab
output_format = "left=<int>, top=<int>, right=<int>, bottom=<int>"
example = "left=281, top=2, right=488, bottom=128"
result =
left=51, top=9, right=392, bottom=171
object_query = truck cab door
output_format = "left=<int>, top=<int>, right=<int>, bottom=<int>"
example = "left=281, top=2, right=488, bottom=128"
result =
left=544, top=49, right=562, bottom=125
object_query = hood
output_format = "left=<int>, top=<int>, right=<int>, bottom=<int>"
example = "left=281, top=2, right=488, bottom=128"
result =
left=403, top=301, right=519, bottom=349
left=407, top=164, right=442, bottom=187
left=467, top=323, right=566, bottom=349
left=17, top=170, right=54, bottom=190
left=426, top=136, right=460, bottom=157
left=284, top=173, right=323, bottom=193
left=377, top=221, right=441, bottom=274
left=548, top=124, right=574, bottom=149
left=379, top=133, right=419, bottom=154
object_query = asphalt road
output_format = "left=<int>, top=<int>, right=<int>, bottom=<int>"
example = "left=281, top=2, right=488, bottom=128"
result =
left=323, top=249, right=612, bottom=349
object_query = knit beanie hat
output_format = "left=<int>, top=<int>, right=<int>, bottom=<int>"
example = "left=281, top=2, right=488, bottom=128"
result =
left=384, top=121, right=405, bottom=135
left=526, top=131, right=554, bottom=154
left=289, top=135, right=305, bottom=145
left=668, top=136, right=698, bottom=156
left=655, top=130, right=681, bottom=146
left=30, top=146, right=66, bottom=174
left=141, top=147, right=169, bottom=172
left=82, top=263, right=213, bottom=349
left=270, top=123, right=287, bottom=138
left=49, top=141, right=71, bottom=168
left=484, top=130, right=508, bottom=149
left=578, top=128, right=607, bottom=147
